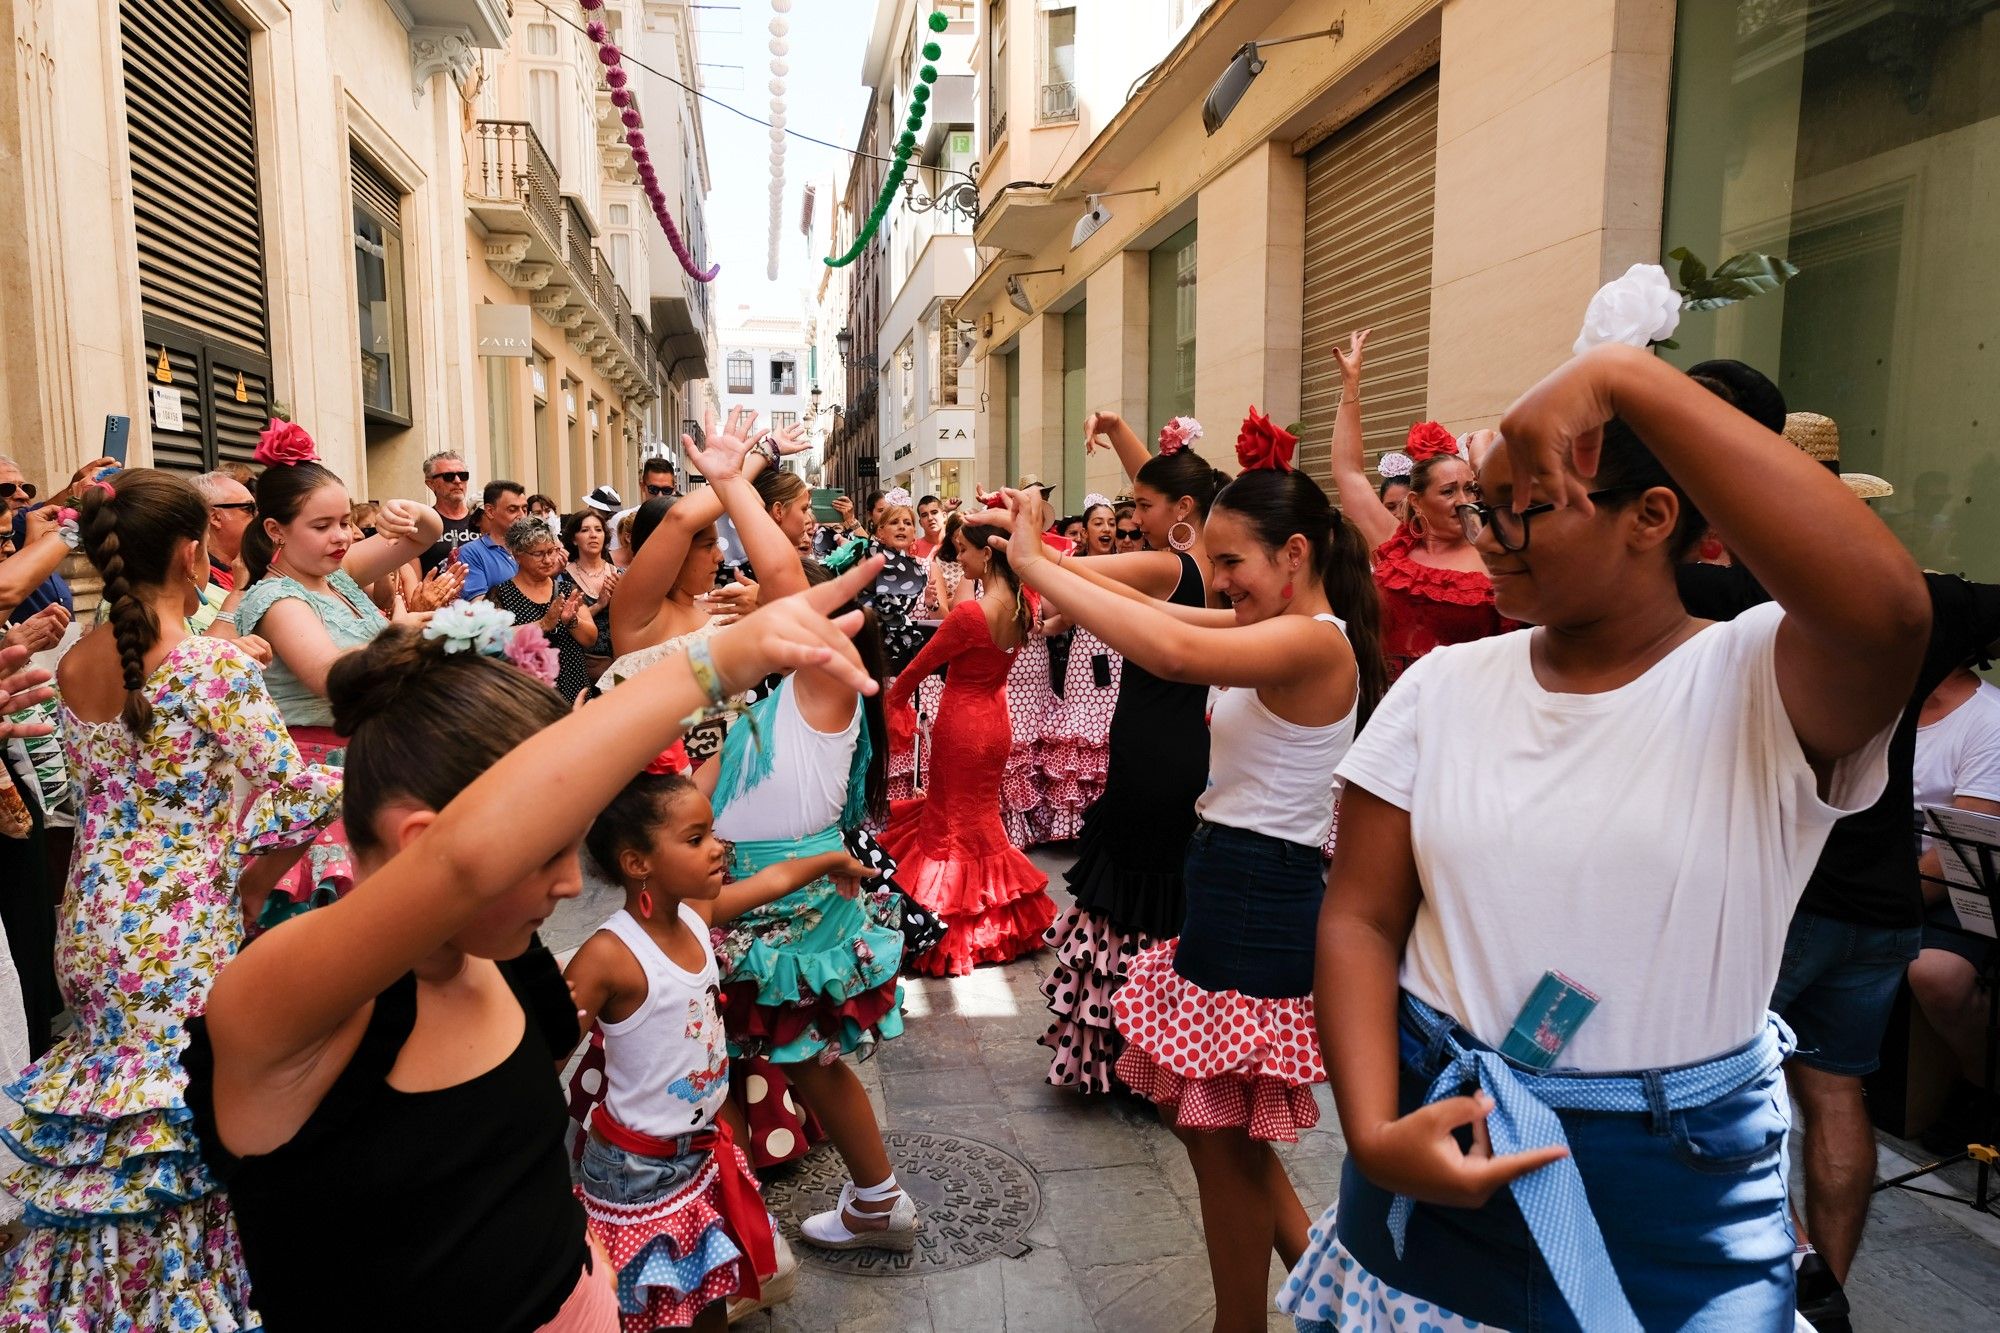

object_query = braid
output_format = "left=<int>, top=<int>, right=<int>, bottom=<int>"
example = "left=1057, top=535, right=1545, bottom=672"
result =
left=78, top=487, right=159, bottom=733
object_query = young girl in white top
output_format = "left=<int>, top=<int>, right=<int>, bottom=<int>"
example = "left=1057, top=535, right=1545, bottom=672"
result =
left=565, top=767, right=870, bottom=1330
left=985, top=414, right=1386, bottom=1331
left=1285, top=345, right=1926, bottom=1332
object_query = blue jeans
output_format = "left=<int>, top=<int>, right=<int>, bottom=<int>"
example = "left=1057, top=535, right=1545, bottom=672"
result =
left=1171, top=820, right=1324, bottom=999
left=578, top=1129, right=706, bottom=1206
left=1335, top=1010, right=1796, bottom=1330
left=1770, top=909, right=1923, bottom=1076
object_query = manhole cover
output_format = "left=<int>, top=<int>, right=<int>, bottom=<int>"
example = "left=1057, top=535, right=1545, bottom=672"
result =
left=763, top=1129, right=1042, bottom=1276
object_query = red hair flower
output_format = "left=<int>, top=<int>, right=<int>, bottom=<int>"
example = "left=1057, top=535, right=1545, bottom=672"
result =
left=1404, top=421, right=1459, bottom=463
left=645, top=740, right=692, bottom=776
left=254, top=418, right=319, bottom=467
left=1235, top=408, right=1296, bottom=473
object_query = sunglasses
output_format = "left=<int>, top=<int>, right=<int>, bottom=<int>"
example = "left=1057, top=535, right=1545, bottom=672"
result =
left=428, top=471, right=470, bottom=483
left=0, top=482, right=37, bottom=501
left=1116, top=528, right=1141, bottom=540
left=645, top=484, right=676, bottom=497
left=210, top=501, right=257, bottom=513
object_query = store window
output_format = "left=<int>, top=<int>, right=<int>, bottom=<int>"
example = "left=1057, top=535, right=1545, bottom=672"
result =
left=1148, top=220, right=1197, bottom=431
left=1663, top=2, right=2000, bottom=580
left=726, top=352, right=754, bottom=394
left=352, top=151, right=409, bottom=424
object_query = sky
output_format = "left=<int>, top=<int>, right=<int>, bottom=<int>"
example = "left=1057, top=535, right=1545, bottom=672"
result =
left=694, top=0, right=876, bottom=324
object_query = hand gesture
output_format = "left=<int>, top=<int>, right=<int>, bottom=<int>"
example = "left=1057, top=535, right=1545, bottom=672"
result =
left=1355, top=1092, right=1569, bottom=1211
left=832, top=495, right=856, bottom=526
left=771, top=419, right=811, bottom=456
left=0, top=645, right=54, bottom=722
left=826, top=854, right=875, bottom=899
left=545, top=587, right=584, bottom=631
left=697, top=577, right=759, bottom=627
left=1495, top=344, right=1633, bottom=514
left=706, top=555, right=885, bottom=698
left=1460, top=428, right=1503, bottom=470
left=69, top=456, right=120, bottom=489
left=231, top=634, right=274, bottom=668
left=599, top=566, right=622, bottom=601
left=3, top=605, right=69, bottom=655
left=1334, top=328, right=1371, bottom=383
left=410, top=560, right=466, bottom=613
left=373, top=498, right=428, bottom=544
left=1083, top=410, right=1123, bottom=454
left=980, top=488, right=1051, bottom=569
left=686, top=405, right=758, bottom=484
left=22, top=506, right=62, bottom=545
left=388, top=585, right=434, bottom=630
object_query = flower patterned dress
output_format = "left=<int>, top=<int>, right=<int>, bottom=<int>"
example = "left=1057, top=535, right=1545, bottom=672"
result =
left=1, top=635, right=340, bottom=1331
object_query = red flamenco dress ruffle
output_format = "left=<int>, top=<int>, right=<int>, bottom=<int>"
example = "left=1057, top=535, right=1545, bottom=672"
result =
left=1038, top=906, right=1158, bottom=1093
left=1371, top=527, right=1521, bottom=682
left=1111, top=940, right=1326, bottom=1142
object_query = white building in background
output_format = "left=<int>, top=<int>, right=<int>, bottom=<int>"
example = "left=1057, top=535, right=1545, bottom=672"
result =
left=717, top=305, right=810, bottom=457
left=864, top=0, right=979, bottom=501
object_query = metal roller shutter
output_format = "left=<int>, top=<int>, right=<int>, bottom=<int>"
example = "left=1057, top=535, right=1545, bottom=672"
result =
left=1297, top=68, right=1439, bottom=491
left=122, top=0, right=273, bottom=475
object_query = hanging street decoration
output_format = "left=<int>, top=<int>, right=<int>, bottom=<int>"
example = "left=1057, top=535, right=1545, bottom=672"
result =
left=824, top=9, right=948, bottom=269
left=579, top=0, right=719, bottom=283
left=767, top=1, right=791, bottom=281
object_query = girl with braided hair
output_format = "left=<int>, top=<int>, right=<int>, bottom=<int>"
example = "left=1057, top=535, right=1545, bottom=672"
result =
left=1, top=469, right=340, bottom=1330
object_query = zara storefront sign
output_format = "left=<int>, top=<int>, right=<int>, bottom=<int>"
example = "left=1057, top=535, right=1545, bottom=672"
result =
left=892, top=408, right=975, bottom=471
left=475, top=303, right=533, bottom=358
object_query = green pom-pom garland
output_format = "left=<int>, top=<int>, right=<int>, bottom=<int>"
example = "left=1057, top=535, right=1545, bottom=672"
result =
left=928, top=11, right=948, bottom=32
left=826, top=10, right=951, bottom=267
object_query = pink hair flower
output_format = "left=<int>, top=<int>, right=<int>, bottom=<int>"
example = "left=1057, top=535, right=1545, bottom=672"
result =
left=1157, top=416, right=1203, bottom=456
left=502, top=623, right=561, bottom=688
left=254, top=418, right=319, bottom=467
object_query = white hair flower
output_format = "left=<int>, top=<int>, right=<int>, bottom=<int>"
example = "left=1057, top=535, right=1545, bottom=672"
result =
left=1573, top=263, right=1682, bottom=355
left=423, top=600, right=520, bottom=656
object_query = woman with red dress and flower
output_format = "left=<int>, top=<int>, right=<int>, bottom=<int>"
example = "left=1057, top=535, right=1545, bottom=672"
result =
left=1326, top=329, right=1517, bottom=682
left=980, top=410, right=1385, bottom=1330
left=879, top=520, right=1057, bottom=975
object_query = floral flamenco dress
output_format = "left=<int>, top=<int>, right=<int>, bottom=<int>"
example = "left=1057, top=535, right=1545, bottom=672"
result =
left=707, top=679, right=909, bottom=1169
left=879, top=601, right=1057, bottom=976
left=1041, top=550, right=1211, bottom=1093
left=1, top=636, right=340, bottom=1330
left=234, top=568, right=386, bottom=929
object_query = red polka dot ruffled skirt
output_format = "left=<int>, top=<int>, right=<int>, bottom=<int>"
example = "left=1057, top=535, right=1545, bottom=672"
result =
left=1111, top=939, right=1326, bottom=1142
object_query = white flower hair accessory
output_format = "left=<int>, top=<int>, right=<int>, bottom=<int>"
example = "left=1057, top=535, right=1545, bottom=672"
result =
left=1573, top=263, right=1683, bottom=355
left=1083, top=492, right=1114, bottom=511
left=1157, top=416, right=1203, bottom=455
left=1376, top=452, right=1413, bottom=480
left=423, top=600, right=521, bottom=656
left=882, top=486, right=915, bottom=510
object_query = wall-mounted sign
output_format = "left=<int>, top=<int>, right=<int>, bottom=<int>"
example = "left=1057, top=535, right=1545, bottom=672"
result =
left=150, top=384, right=185, bottom=432
left=475, top=303, right=534, bottom=358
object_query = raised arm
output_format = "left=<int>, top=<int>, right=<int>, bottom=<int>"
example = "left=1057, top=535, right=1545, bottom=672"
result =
left=1501, top=343, right=1929, bottom=761
left=0, top=511, right=70, bottom=614
left=344, top=499, right=443, bottom=588
left=204, top=558, right=887, bottom=1075
left=1057, top=549, right=1236, bottom=626
left=995, top=491, right=1349, bottom=691
left=1325, top=330, right=1398, bottom=551
left=693, top=413, right=811, bottom=603
left=1084, top=410, right=1153, bottom=484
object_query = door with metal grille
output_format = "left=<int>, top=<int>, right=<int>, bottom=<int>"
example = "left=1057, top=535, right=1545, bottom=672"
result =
left=1297, top=68, right=1439, bottom=489
left=122, top=0, right=273, bottom=474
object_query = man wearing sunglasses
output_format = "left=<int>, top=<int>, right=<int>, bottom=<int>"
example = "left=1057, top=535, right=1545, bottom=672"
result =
left=420, top=451, right=480, bottom=574
left=640, top=456, right=678, bottom=499
left=192, top=471, right=258, bottom=591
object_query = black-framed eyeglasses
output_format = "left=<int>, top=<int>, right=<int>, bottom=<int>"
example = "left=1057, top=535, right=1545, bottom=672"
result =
left=428, top=470, right=470, bottom=483
left=0, top=482, right=37, bottom=501
left=210, top=501, right=257, bottom=513
left=1455, top=487, right=1643, bottom=553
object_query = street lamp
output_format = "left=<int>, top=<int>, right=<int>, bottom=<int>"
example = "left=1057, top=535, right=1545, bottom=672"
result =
left=835, top=327, right=854, bottom=367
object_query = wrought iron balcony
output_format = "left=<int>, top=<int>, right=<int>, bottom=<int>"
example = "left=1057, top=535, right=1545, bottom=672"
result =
left=1040, top=81, right=1077, bottom=122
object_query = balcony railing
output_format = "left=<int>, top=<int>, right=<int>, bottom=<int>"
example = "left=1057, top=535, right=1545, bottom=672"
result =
left=1040, top=81, right=1077, bottom=121
left=472, top=120, right=563, bottom=250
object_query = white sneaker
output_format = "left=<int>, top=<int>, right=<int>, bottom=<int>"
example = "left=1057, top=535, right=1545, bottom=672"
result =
left=797, top=1181, right=920, bottom=1252
left=727, top=1230, right=798, bottom=1323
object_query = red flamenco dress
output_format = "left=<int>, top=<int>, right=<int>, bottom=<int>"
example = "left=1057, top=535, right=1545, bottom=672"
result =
left=1373, top=526, right=1518, bottom=682
left=880, top=600, right=1057, bottom=975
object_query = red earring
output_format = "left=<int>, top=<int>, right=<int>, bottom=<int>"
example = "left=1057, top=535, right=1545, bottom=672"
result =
left=1282, top=568, right=1297, bottom=600
left=637, top=879, right=653, bottom=919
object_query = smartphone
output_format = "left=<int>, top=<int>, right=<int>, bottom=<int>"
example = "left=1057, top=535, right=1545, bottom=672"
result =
left=811, top=487, right=846, bottom=524
left=1092, top=654, right=1112, bottom=689
left=102, top=415, right=131, bottom=467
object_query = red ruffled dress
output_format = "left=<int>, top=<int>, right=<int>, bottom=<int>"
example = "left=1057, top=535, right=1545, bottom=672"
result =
left=1373, top=528, right=1517, bottom=681
left=880, top=601, right=1058, bottom=975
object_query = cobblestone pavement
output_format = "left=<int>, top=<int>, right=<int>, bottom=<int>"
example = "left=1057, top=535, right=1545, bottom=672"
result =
left=547, top=847, right=2000, bottom=1332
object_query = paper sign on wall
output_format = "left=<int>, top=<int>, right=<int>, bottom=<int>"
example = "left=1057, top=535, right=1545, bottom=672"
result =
left=150, top=385, right=186, bottom=433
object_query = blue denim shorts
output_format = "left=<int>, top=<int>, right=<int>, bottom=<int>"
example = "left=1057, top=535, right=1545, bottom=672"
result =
left=1335, top=1014, right=1796, bottom=1330
left=1171, top=820, right=1324, bottom=999
left=1769, top=909, right=1923, bottom=1076
left=578, top=1130, right=706, bottom=1207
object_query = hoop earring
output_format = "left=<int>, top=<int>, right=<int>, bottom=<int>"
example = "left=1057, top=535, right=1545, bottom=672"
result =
left=1407, top=509, right=1426, bottom=539
left=1168, top=521, right=1196, bottom=553
left=637, top=879, right=653, bottom=919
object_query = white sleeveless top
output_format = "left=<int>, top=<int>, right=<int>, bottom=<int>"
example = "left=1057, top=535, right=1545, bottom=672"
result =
left=711, top=680, right=860, bottom=844
left=596, top=905, right=730, bottom=1137
left=1195, top=614, right=1357, bottom=849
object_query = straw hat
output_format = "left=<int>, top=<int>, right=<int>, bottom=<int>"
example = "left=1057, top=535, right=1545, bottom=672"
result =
left=1782, top=411, right=1894, bottom=500
left=1015, top=473, right=1056, bottom=497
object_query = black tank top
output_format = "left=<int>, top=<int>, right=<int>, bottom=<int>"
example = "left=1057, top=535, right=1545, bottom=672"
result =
left=184, top=942, right=586, bottom=1331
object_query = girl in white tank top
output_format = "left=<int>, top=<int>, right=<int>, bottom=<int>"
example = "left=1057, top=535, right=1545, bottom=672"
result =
left=564, top=766, right=872, bottom=1328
